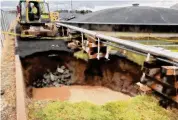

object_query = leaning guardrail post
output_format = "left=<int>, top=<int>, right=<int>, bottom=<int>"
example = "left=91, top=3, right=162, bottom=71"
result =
left=97, top=37, right=100, bottom=60
left=141, top=53, right=151, bottom=82
left=62, top=26, right=64, bottom=36
left=81, top=32, right=84, bottom=49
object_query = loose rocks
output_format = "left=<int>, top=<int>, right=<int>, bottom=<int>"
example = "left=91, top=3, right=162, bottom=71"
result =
left=32, top=65, right=73, bottom=88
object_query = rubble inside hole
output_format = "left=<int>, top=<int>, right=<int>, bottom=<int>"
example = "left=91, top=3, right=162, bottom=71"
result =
left=21, top=51, right=142, bottom=98
left=32, top=65, right=73, bottom=88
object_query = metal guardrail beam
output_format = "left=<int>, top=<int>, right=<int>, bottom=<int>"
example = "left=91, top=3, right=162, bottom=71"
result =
left=56, top=23, right=178, bottom=64
left=61, top=21, right=178, bottom=26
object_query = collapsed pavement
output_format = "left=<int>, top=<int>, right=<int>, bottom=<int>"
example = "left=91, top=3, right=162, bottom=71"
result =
left=21, top=51, right=142, bottom=97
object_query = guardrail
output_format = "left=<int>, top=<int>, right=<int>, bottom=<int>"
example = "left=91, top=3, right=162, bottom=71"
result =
left=0, top=9, right=16, bottom=47
left=56, top=23, right=178, bottom=65
left=61, top=20, right=178, bottom=26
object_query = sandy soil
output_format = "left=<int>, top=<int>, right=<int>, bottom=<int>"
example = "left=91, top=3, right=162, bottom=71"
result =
left=32, top=85, right=130, bottom=105
left=1, top=20, right=16, bottom=120
left=68, top=85, right=131, bottom=105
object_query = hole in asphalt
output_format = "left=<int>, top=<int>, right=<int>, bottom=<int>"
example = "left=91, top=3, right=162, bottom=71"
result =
left=21, top=51, right=142, bottom=99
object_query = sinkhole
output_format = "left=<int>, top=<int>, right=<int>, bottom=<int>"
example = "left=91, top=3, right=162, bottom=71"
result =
left=21, top=50, right=142, bottom=99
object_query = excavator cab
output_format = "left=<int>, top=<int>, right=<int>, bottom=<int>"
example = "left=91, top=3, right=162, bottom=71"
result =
left=18, top=0, right=50, bottom=25
left=16, top=0, right=59, bottom=39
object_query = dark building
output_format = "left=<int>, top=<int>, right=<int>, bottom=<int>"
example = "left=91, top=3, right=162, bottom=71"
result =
left=65, top=4, right=178, bottom=32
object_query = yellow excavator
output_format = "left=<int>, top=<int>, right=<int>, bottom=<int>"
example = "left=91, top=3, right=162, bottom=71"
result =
left=16, top=0, right=59, bottom=39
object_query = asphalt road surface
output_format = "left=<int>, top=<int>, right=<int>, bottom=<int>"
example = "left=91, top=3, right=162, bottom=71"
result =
left=16, top=39, right=72, bottom=58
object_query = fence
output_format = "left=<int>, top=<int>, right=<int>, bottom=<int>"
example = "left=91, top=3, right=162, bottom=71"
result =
left=0, top=9, right=16, bottom=47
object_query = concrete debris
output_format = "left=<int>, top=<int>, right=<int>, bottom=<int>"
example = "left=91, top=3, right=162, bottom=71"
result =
left=32, top=65, right=73, bottom=88
left=64, top=69, right=70, bottom=74
left=61, top=65, right=66, bottom=70
left=57, top=67, right=64, bottom=73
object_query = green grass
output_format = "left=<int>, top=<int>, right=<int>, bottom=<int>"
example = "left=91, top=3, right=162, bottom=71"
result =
left=123, top=50, right=146, bottom=66
left=28, top=95, right=178, bottom=120
left=74, top=50, right=89, bottom=61
left=162, top=47, right=178, bottom=52
left=100, top=31, right=178, bottom=52
left=109, top=46, right=147, bottom=65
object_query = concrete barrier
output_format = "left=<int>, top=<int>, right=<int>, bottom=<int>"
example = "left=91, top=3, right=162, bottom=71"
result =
left=15, top=55, right=27, bottom=120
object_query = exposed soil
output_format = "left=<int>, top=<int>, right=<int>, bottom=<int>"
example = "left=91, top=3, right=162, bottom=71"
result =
left=32, top=85, right=131, bottom=105
left=32, top=86, right=70, bottom=100
left=68, top=85, right=131, bottom=104
left=22, top=50, right=142, bottom=98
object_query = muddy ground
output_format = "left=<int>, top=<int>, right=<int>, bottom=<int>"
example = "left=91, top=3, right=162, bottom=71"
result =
left=21, top=51, right=142, bottom=97
left=32, top=86, right=131, bottom=104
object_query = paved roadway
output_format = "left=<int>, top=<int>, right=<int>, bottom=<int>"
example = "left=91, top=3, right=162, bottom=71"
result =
left=16, top=39, right=72, bottom=58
